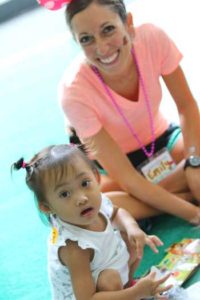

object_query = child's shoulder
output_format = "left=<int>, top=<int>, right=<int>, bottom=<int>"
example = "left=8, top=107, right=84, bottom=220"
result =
left=100, top=194, right=114, bottom=219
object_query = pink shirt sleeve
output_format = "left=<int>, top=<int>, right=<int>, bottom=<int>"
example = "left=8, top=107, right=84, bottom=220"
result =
left=149, top=24, right=182, bottom=75
left=59, top=77, right=102, bottom=138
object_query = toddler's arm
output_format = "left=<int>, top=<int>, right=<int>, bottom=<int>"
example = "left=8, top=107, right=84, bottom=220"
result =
left=112, top=207, right=163, bottom=259
left=61, top=241, right=171, bottom=300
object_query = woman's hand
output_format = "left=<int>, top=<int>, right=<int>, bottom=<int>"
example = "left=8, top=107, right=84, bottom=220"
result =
left=133, top=271, right=172, bottom=299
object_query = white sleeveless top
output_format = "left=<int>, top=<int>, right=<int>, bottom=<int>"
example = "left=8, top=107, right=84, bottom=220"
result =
left=47, top=194, right=130, bottom=300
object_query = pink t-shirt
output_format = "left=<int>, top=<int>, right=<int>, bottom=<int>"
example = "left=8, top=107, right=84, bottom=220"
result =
left=60, top=23, right=182, bottom=154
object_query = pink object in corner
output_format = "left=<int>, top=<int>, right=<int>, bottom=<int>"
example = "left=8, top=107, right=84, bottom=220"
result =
left=36, top=0, right=71, bottom=10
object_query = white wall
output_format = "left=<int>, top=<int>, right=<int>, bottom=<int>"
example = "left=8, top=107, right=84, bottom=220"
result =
left=128, top=0, right=200, bottom=122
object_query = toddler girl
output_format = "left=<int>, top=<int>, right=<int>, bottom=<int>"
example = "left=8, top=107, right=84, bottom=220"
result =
left=13, top=144, right=171, bottom=299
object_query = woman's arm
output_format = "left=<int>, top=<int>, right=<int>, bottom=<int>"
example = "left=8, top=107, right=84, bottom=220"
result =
left=83, top=128, right=200, bottom=223
left=163, top=65, right=200, bottom=202
left=162, top=65, right=200, bottom=156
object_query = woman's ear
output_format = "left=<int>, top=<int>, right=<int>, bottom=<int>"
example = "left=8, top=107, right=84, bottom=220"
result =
left=126, top=12, right=135, bottom=39
left=39, top=202, right=51, bottom=213
left=127, top=12, right=134, bottom=26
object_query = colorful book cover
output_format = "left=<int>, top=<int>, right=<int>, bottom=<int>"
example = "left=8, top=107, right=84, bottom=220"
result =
left=155, top=239, right=200, bottom=287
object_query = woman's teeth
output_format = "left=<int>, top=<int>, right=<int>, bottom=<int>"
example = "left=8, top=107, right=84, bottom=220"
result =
left=99, top=52, right=118, bottom=64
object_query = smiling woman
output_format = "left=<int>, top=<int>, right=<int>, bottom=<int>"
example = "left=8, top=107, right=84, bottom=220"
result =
left=50, top=0, right=200, bottom=227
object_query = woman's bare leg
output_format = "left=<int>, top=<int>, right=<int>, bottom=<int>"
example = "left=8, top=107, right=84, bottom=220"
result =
left=105, top=190, right=193, bottom=221
left=101, top=137, right=193, bottom=197
left=158, top=137, right=189, bottom=193
left=105, top=191, right=160, bottom=219
left=101, top=137, right=197, bottom=220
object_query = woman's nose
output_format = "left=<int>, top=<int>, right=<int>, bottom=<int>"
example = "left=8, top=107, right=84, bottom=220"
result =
left=95, top=37, right=109, bottom=56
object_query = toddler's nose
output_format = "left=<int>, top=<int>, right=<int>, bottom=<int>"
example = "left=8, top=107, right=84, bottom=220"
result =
left=76, top=194, right=88, bottom=206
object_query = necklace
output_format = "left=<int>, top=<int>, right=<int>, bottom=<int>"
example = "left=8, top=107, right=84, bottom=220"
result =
left=91, top=47, right=155, bottom=158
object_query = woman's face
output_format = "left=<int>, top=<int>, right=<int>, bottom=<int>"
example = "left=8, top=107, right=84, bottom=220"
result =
left=71, top=2, right=134, bottom=76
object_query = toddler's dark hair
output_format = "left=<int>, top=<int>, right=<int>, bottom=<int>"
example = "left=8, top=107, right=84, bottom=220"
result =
left=12, top=144, right=97, bottom=210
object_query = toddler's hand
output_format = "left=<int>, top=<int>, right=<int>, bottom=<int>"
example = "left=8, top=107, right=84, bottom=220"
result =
left=145, top=235, right=164, bottom=254
left=133, top=270, right=172, bottom=299
left=127, top=226, right=163, bottom=259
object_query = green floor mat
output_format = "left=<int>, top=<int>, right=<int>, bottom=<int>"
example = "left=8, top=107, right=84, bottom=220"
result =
left=135, top=214, right=200, bottom=287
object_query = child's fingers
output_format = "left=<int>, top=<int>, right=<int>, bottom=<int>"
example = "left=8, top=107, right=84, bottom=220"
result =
left=157, top=283, right=173, bottom=294
left=146, top=270, right=157, bottom=279
left=149, top=235, right=164, bottom=246
left=152, top=273, right=172, bottom=298
left=145, top=238, right=159, bottom=253
left=148, top=271, right=171, bottom=287
left=156, top=272, right=171, bottom=285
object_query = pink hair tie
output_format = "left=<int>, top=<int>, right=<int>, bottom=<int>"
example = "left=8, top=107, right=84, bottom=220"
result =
left=22, top=161, right=27, bottom=169
left=37, top=0, right=71, bottom=10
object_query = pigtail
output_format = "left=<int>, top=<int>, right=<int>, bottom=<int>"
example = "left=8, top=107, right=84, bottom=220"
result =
left=12, top=157, right=32, bottom=172
left=68, top=126, right=88, bottom=154
left=11, top=157, right=33, bottom=180
left=69, top=126, right=81, bottom=145
left=13, top=157, right=26, bottom=170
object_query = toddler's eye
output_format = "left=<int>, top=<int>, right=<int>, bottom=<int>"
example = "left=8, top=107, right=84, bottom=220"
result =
left=59, top=191, right=70, bottom=198
left=82, top=179, right=91, bottom=188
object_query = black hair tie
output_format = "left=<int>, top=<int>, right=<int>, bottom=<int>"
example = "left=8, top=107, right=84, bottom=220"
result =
left=13, top=158, right=27, bottom=170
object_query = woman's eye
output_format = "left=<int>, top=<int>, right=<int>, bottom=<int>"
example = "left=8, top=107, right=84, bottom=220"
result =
left=103, top=25, right=115, bottom=34
left=59, top=191, right=70, bottom=198
left=79, top=35, right=93, bottom=45
left=82, top=179, right=91, bottom=188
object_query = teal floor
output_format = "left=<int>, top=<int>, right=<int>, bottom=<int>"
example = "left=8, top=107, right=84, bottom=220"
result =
left=0, top=8, right=79, bottom=300
left=0, top=5, right=200, bottom=300
left=135, top=215, right=200, bottom=287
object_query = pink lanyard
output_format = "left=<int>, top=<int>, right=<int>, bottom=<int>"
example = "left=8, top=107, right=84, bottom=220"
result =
left=91, top=47, right=155, bottom=158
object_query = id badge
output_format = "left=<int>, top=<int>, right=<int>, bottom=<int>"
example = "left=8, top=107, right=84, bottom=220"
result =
left=138, top=148, right=176, bottom=184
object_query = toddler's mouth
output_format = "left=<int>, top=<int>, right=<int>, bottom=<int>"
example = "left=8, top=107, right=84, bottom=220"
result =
left=81, top=207, right=94, bottom=216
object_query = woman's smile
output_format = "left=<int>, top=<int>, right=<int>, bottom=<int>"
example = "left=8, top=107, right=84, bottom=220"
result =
left=97, top=50, right=120, bottom=65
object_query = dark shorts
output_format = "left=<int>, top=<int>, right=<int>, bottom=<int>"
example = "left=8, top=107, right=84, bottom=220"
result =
left=99, top=123, right=181, bottom=232
left=97, top=123, right=181, bottom=173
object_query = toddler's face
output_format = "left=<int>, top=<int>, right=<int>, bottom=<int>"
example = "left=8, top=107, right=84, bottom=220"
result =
left=45, top=157, right=102, bottom=229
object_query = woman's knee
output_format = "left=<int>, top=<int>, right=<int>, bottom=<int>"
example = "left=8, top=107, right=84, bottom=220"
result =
left=100, top=174, right=122, bottom=192
left=96, top=269, right=123, bottom=291
left=188, top=181, right=200, bottom=203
